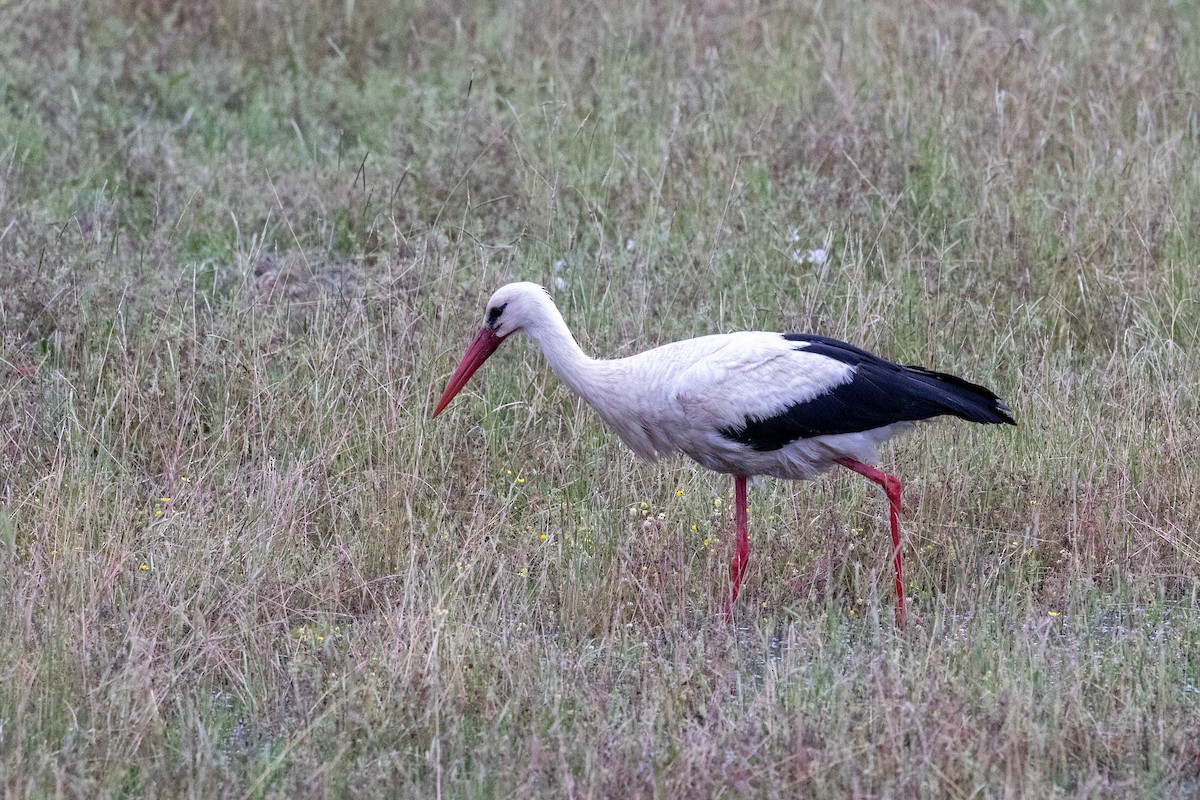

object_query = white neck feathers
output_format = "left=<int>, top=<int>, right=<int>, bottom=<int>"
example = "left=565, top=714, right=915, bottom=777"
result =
left=521, top=297, right=599, bottom=399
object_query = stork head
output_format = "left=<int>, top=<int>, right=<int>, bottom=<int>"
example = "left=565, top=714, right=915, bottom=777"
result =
left=432, top=282, right=555, bottom=418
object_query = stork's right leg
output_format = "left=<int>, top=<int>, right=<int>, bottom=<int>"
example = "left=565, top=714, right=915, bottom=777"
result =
left=835, top=458, right=906, bottom=627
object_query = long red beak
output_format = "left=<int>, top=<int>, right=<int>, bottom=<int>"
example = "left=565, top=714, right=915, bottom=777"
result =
left=432, top=327, right=505, bottom=418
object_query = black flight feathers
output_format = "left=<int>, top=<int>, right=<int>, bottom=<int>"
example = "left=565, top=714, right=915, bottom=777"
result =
left=719, top=334, right=1016, bottom=452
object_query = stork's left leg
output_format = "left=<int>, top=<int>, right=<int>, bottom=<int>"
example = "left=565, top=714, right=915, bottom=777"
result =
left=835, top=458, right=906, bottom=627
left=724, top=474, right=750, bottom=621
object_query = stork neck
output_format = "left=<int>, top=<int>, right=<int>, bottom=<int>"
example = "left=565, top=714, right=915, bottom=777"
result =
left=524, top=308, right=601, bottom=399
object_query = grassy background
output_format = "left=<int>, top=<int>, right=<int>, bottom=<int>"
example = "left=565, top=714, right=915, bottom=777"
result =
left=2, top=0, right=1200, bottom=796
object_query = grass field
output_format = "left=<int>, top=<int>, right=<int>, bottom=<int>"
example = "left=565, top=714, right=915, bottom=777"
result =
left=3, top=0, right=1200, bottom=796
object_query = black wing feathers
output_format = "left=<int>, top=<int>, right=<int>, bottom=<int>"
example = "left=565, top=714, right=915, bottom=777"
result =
left=721, top=334, right=1015, bottom=452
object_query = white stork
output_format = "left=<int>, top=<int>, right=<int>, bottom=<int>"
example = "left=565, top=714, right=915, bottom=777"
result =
left=432, top=282, right=1015, bottom=625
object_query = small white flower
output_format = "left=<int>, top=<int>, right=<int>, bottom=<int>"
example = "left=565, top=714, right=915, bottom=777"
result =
left=625, top=238, right=636, bottom=251
left=788, top=229, right=833, bottom=266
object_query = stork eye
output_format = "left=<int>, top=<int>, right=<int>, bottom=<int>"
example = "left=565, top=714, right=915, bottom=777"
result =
left=486, top=303, right=508, bottom=327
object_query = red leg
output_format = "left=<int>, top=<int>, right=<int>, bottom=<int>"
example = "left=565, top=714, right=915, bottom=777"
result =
left=835, top=458, right=906, bottom=627
left=724, top=475, right=750, bottom=621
